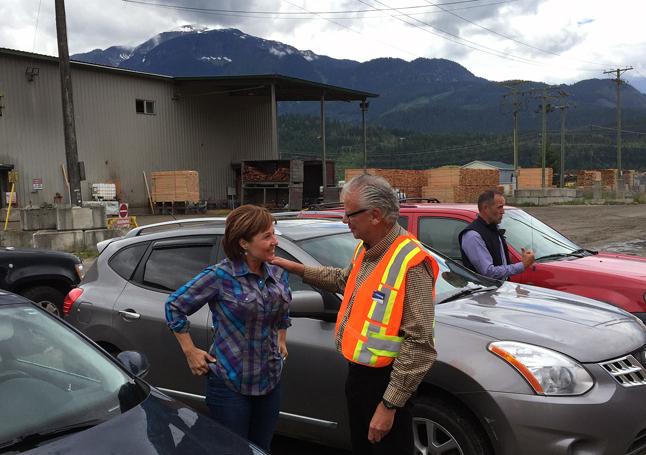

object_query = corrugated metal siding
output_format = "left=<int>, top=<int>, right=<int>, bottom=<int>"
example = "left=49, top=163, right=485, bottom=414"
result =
left=0, top=52, right=275, bottom=207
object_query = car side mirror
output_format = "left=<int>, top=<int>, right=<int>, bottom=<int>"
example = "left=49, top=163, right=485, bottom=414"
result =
left=117, top=350, right=150, bottom=378
left=289, top=290, right=326, bottom=317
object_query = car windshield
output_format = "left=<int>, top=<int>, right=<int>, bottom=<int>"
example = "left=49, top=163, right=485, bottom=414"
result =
left=0, top=303, right=147, bottom=450
left=500, top=209, right=581, bottom=259
left=297, top=232, right=490, bottom=300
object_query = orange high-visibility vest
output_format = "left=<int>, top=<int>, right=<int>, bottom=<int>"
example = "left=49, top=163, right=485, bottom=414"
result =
left=336, top=234, right=439, bottom=367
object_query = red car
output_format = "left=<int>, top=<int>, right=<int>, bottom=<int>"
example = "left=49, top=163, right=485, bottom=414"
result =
left=305, top=202, right=646, bottom=323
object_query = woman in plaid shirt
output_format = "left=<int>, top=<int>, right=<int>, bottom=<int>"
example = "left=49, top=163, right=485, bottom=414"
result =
left=165, top=205, right=291, bottom=451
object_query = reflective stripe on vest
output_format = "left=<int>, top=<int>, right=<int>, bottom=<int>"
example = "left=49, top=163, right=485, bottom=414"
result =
left=337, top=234, right=437, bottom=367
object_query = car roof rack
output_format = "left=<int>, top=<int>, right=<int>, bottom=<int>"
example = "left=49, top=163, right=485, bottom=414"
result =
left=125, top=217, right=228, bottom=238
left=399, top=197, right=441, bottom=204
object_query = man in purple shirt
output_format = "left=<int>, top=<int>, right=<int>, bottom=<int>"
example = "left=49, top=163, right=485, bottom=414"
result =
left=459, top=189, right=535, bottom=280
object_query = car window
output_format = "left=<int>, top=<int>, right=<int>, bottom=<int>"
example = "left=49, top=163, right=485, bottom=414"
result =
left=398, top=216, right=409, bottom=230
left=142, top=246, right=214, bottom=292
left=500, top=210, right=580, bottom=259
left=417, top=217, right=468, bottom=260
left=109, top=243, right=148, bottom=280
left=298, top=233, right=360, bottom=269
left=0, top=305, right=146, bottom=448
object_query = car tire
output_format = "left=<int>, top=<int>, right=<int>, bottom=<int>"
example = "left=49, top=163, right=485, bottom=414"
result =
left=413, top=395, right=492, bottom=455
left=20, top=286, right=65, bottom=317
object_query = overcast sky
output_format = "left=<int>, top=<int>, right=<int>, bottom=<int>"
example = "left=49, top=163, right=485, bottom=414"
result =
left=3, top=0, right=645, bottom=93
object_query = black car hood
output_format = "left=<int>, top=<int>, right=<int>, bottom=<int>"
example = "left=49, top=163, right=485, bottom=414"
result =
left=436, top=282, right=646, bottom=363
left=20, top=389, right=264, bottom=455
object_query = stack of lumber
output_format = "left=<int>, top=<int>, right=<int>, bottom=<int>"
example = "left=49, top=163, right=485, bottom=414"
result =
left=576, top=171, right=601, bottom=188
left=243, top=166, right=290, bottom=181
left=622, top=170, right=635, bottom=189
left=422, top=168, right=502, bottom=203
left=453, top=168, right=503, bottom=202
left=598, top=169, right=617, bottom=189
left=151, top=171, right=199, bottom=202
left=422, top=169, right=460, bottom=202
left=344, top=169, right=425, bottom=197
left=517, top=168, right=555, bottom=189
left=578, top=169, right=618, bottom=190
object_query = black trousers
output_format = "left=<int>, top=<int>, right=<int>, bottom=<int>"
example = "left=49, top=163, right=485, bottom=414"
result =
left=345, top=362, right=415, bottom=455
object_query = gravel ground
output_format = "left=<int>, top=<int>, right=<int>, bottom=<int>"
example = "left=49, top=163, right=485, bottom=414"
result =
left=523, top=203, right=646, bottom=257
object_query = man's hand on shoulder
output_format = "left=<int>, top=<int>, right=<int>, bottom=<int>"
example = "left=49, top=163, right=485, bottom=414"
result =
left=521, top=248, right=535, bottom=268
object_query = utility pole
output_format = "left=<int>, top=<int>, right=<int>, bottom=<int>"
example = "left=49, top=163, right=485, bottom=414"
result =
left=360, top=101, right=369, bottom=173
left=532, top=86, right=559, bottom=188
left=603, top=67, right=632, bottom=185
left=321, top=94, right=327, bottom=198
left=589, top=125, right=593, bottom=168
left=553, top=91, right=577, bottom=188
left=501, top=81, right=531, bottom=191
left=55, top=0, right=82, bottom=206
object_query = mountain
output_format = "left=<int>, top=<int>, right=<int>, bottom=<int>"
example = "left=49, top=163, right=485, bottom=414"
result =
left=72, top=26, right=646, bottom=134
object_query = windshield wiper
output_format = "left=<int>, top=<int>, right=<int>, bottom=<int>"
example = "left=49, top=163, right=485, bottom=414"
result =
left=536, top=249, right=592, bottom=261
left=438, top=285, right=499, bottom=304
left=1, top=420, right=103, bottom=452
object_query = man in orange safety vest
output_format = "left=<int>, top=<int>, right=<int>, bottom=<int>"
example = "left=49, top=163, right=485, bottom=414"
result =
left=272, top=174, right=437, bottom=455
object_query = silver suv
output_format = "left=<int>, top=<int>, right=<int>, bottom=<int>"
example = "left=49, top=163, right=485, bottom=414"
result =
left=65, top=217, right=646, bottom=455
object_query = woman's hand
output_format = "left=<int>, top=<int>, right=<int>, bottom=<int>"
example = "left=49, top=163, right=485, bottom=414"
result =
left=174, top=332, right=216, bottom=375
left=185, top=346, right=217, bottom=376
left=278, top=328, right=288, bottom=364
left=271, top=257, right=305, bottom=277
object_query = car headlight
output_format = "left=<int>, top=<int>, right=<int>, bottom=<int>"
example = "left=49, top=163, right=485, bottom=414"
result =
left=488, top=341, right=594, bottom=396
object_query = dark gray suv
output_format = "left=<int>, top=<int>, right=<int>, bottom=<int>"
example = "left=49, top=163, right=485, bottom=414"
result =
left=65, top=217, right=646, bottom=455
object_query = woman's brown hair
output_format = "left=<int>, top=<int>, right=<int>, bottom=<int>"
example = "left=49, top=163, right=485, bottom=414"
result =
left=222, top=204, right=276, bottom=260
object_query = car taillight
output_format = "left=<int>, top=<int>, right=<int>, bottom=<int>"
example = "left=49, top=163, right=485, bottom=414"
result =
left=64, top=288, right=84, bottom=316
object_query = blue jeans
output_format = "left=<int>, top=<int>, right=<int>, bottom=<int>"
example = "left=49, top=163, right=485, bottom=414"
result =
left=205, top=371, right=282, bottom=452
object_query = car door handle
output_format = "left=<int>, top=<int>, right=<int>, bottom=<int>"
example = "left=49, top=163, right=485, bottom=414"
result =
left=118, top=309, right=141, bottom=320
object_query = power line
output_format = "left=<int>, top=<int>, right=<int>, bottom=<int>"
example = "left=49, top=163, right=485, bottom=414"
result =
left=279, top=0, right=421, bottom=59
left=422, top=0, right=613, bottom=67
left=357, top=0, right=607, bottom=71
left=119, top=0, right=513, bottom=18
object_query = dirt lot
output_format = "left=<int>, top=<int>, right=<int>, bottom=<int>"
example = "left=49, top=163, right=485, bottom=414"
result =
left=523, top=203, right=646, bottom=257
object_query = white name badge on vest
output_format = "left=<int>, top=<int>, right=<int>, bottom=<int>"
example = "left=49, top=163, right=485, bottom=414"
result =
left=372, top=290, right=386, bottom=304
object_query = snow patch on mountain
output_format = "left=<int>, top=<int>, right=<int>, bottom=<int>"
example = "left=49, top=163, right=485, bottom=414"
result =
left=200, top=56, right=232, bottom=64
left=269, top=47, right=287, bottom=58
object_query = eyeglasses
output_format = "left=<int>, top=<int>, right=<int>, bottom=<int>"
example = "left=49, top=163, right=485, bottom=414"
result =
left=344, top=208, right=369, bottom=219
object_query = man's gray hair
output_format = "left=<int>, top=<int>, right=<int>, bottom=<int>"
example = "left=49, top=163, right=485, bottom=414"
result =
left=341, top=174, right=400, bottom=223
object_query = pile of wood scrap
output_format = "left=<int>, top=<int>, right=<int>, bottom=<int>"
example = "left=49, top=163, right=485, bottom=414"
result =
left=151, top=171, right=199, bottom=202
left=243, top=166, right=290, bottom=182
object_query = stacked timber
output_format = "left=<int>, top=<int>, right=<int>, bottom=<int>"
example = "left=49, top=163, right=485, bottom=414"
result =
left=598, top=169, right=617, bottom=189
left=422, top=169, right=460, bottom=202
left=454, top=169, right=502, bottom=203
left=622, top=170, right=635, bottom=189
left=422, top=168, right=502, bottom=203
left=151, top=171, right=199, bottom=202
left=577, top=171, right=601, bottom=189
left=243, top=166, right=290, bottom=181
left=517, top=168, right=555, bottom=189
left=344, top=169, right=425, bottom=197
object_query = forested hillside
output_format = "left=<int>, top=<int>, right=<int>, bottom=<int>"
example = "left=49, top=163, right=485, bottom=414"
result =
left=278, top=114, right=646, bottom=182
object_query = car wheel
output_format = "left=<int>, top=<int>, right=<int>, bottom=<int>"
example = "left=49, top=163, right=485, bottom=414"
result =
left=20, top=286, right=65, bottom=317
left=413, top=396, right=492, bottom=455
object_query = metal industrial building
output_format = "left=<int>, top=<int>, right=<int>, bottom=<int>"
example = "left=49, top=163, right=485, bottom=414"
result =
left=0, top=48, right=377, bottom=210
